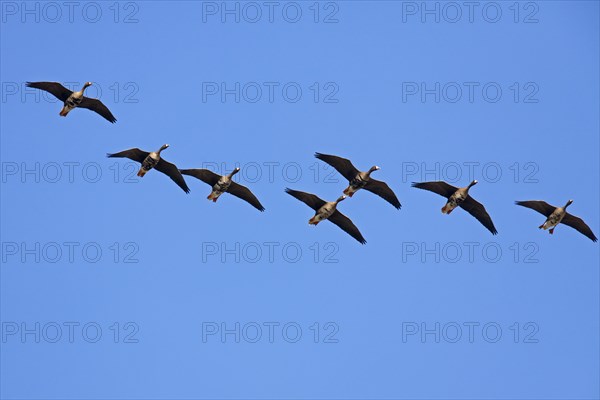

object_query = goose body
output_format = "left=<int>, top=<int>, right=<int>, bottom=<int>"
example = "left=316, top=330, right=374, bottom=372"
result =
left=26, top=81, right=117, bottom=123
left=207, top=168, right=239, bottom=202
left=314, top=153, right=401, bottom=209
left=515, top=200, right=597, bottom=241
left=180, top=167, right=265, bottom=211
left=345, top=167, right=380, bottom=197
left=138, top=144, right=169, bottom=177
left=309, top=196, right=345, bottom=225
left=107, top=144, right=190, bottom=193
left=441, top=180, right=477, bottom=214
left=285, top=188, right=366, bottom=244
left=59, top=82, right=89, bottom=116
left=412, top=180, right=498, bottom=235
left=541, top=202, right=570, bottom=232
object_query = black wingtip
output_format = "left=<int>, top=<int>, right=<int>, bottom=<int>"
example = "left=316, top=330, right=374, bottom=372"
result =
left=106, top=153, right=113, bottom=158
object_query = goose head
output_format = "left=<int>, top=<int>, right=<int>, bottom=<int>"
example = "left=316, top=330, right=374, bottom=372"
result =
left=82, top=82, right=93, bottom=90
left=564, top=199, right=574, bottom=208
left=467, top=179, right=478, bottom=188
left=158, top=144, right=170, bottom=153
left=335, top=195, right=347, bottom=204
left=367, top=165, right=381, bottom=175
left=228, top=167, right=241, bottom=178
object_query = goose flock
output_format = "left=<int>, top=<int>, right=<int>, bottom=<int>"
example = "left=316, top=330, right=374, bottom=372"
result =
left=26, top=81, right=598, bottom=244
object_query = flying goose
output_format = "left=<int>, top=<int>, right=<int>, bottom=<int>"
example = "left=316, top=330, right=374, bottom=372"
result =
left=314, top=153, right=401, bottom=209
left=179, top=167, right=265, bottom=211
left=26, top=81, right=116, bottom=123
left=515, top=200, right=597, bottom=242
left=285, top=188, right=366, bottom=244
left=107, top=145, right=190, bottom=193
left=412, top=180, right=498, bottom=235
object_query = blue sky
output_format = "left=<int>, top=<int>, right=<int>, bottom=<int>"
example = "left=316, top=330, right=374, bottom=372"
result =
left=1, top=1, right=599, bottom=399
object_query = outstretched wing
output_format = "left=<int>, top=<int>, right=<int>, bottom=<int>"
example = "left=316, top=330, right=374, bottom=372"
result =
left=227, top=182, right=265, bottom=212
left=26, top=81, right=72, bottom=102
left=561, top=213, right=598, bottom=242
left=79, top=97, right=117, bottom=123
left=460, top=196, right=498, bottom=235
left=285, top=188, right=326, bottom=211
left=411, top=181, right=458, bottom=199
left=363, top=178, right=401, bottom=209
left=514, top=200, right=556, bottom=217
left=155, top=159, right=190, bottom=193
left=106, top=148, right=148, bottom=163
left=314, top=153, right=360, bottom=181
left=179, top=169, right=221, bottom=186
left=328, top=210, right=367, bottom=244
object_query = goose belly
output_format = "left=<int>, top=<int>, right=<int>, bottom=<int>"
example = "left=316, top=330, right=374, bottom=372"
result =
left=317, top=205, right=335, bottom=220
left=344, top=177, right=366, bottom=196
left=208, top=190, right=224, bottom=201
left=442, top=196, right=460, bottom=213
left=65, top=94, right=82, bottom=108
left=208, top=181, right=230, bottom=200
left=344, top=185, right=360, bottom=196
left=542, top=213, right=564, bottom=230
left=141, top=155, right=159, bottom=172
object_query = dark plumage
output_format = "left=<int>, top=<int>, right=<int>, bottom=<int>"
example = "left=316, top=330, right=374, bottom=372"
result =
left=180, top=168, right=265, bottom=211
left=314, top=153, right=401, bottom=209
left=107, top=145, right=189, bottom=193
left=26, top=81, right=116, bottom=123
left=285, top=188, right=366, bottom=244
left=412, top=180, right=498, bottom=235
left=516, top=200, right=597, bottom=242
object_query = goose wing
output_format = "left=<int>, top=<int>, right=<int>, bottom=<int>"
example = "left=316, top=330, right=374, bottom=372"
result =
left=285, top=188, right=326, bottom=211
left=314, top=153, right=360, bottom=181
left=561, top=213, right=598, bottom=242
left=328, top=210, right=367, bottom=244
left=227, top=182, right=265, bottom=211
left=179, top=169, right=221, bottom=186
left=155, top=159, right=190, bottom=193
left=411, top=181, right=458, bottom=198
left=363, top=179, right=401, bottom=209
left=459, top=196, right=498, bottom=235
left=515, top=200, right=556, bottom=217
left=79, top=97, right=117, bottom=123
left=106, top=148, right=148, bottom=163
left=26, top=81, right=72, bottom=102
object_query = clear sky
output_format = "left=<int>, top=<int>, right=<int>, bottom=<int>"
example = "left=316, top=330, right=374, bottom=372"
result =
left=1, top=1, right=599, bottom=399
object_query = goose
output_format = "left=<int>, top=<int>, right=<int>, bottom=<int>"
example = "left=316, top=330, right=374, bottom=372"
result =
left=314, top=153, right=401, bottom=209
left=285, top=188, right=366, bottom=244
left=179, top=167, right=265, bottom=211
left=515, top=200, right=597, bottom=242
left=107, top=145, right=190, bottom=193
left=412, top=180, right=498, bottom=235
left=26, top=81, right=116, bottom=123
